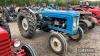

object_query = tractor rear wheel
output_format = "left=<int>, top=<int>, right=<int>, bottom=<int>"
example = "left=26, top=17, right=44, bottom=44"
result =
left=79, top=22, right=88, bottom=33
left=89, top=23, right=95, bottom=29
left=69, top=26, right=84, bottom=42
left=17, top=11, right=37, bottom=38
left=49, top=32, right=67, bottom=54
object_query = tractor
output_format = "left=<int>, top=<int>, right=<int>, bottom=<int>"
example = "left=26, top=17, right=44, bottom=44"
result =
left=72, top=2, right=97, bottom=33
left=73, top=1, right=100, bottom=26
left=74, top=10, right=96, bottom=33
left=46, top=1, right=96, bottom=33
left=0, top=16, right=37, bottom=56
left=49, top=5, right=96, bottom=33
left=1, top=6, right=17, bottom=22
left=88, top=7, right=100, bottom=24
left=17, top=7, right=84, bottom=54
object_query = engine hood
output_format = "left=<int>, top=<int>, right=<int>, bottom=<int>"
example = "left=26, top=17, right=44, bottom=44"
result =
left=42, top=10, right=80, bottom=18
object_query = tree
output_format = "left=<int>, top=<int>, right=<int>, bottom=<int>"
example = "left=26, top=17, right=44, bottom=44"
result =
left=0, top=0, right=5, bottom=6
left=71, top=0, right=80, bottom=5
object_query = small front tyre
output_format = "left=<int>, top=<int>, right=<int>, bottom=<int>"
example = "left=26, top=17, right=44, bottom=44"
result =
left=49, top=32, right=67, bottom=54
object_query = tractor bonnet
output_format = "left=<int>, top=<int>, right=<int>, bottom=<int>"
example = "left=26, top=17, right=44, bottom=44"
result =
left=41, top=10, right=80, bottom=18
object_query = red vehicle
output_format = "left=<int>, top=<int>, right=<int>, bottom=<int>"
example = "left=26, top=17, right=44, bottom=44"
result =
left=98, top=20, right=100, bottom=24
left=0, top=17, right=37, bottom=56
left=75, top=1, right=100, bottom=24
left=88, top=7, right=100, bottom=23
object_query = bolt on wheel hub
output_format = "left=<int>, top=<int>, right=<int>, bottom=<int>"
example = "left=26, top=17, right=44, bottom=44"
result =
left=50, top=37, right=62, bottom=52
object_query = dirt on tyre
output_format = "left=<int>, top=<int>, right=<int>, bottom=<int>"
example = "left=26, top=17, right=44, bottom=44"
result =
left=49, top=32, right=67, bottom=54
left=17, top=11, right=37, bottom=38
left=69, top=26, right=84, bottom=42
left=21, top=44, right=37, bottom=56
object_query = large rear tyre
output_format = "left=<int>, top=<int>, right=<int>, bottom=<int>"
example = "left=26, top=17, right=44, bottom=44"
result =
left=79, top=22, right=88, bottom=33
left=89, top=23, right=95, bottom=29
left=49, top=32, right=67, bottom=54
left=69, top=26, right=84, bottom=42
left=17, top=11, right=37, bottom=38
left=21, top=44, right=37, bottom=56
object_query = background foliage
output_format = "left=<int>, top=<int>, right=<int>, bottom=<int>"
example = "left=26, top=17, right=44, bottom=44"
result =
left=0, top=0, right=99, bottom=6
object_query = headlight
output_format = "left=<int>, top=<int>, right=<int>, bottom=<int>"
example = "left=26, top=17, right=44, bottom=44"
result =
left=73, top=18, right=77, bottom=30
left=13, top=39, right=21, bottom=48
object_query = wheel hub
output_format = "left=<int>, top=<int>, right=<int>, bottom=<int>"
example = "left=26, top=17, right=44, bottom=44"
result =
left=22, top=18, right=29, bottom=30
left=54, top=42, right=58, bottom=47
left=50, top=37, right=62, bottom=52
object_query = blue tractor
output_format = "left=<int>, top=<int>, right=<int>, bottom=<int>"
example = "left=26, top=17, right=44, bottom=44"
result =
left=17, top=8, right=84, bottom=54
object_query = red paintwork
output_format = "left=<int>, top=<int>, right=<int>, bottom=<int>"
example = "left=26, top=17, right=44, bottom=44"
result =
left=15, top=49, right=26, bottom=56
left=88, top=8, right=100, bottom=18
left=73, top=5, right=100, bottom=24
left=0, top=27, right=29, bottom=56
left=97, top=20, right=100, bottom=24
left=0, top=27, right=12, bottom=56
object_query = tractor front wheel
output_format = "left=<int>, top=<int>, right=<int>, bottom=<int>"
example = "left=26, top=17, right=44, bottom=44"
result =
left=49, top=32, right=67, bottom=54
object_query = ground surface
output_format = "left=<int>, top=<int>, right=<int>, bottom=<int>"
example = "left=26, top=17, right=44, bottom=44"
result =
left=9, top=22, right=100, bottom=56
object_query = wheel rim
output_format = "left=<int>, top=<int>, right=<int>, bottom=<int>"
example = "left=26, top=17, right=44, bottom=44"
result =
left=50, top=37, right=62, bottom=52
left=22, top=18, right=29, bottom=31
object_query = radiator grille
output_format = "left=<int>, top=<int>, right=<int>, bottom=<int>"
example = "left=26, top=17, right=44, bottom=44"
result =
left=0, top=38, right=12, bottom=56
